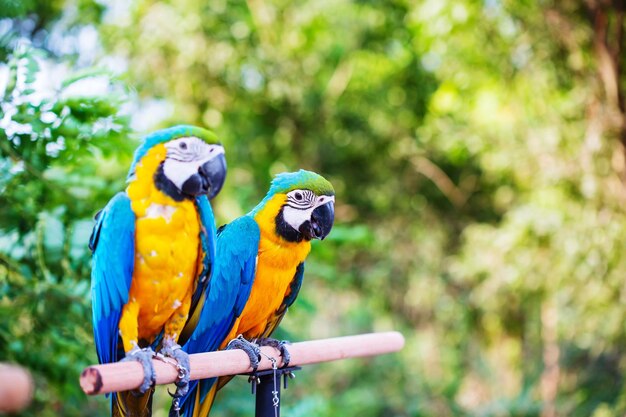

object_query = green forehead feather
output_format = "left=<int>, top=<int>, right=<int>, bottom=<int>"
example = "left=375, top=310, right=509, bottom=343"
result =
left=269, top=170, right=334, bottom=196
left=129, top=125, right=220, bottom=176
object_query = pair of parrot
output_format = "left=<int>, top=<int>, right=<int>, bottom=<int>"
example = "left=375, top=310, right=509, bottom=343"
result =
left=89, top=125, right=335, bottom=417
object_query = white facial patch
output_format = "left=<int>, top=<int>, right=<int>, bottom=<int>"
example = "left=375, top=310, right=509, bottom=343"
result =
left=282, top=205, right=315, bottom=231
left=162, top=137, right=225, bottom=190
left=163, top=159, right=202, bottom=190
left=282, top=191, right=335, bottom=230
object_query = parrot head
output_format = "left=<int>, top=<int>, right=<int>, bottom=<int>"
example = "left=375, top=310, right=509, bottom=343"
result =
left=129, top=125, right=227, bottom=200
left=255, top=170, right=335, bottom=242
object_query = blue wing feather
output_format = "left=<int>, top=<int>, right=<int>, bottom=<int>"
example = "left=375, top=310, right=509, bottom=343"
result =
left=183, top=215, right=258, bottom=353
left=90, top=192, right=135, bottom=365
left=191, top=195, right=217, bottom=310
left=283, top=262, right=305, bottom=310
left=180, top=215, right=259, bottom=416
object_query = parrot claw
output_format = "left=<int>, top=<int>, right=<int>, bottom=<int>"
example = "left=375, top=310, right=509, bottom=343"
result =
left=121, top=347, right=157, bottom=394
left=227, top=335, right=261, bottom=372
left=168, top=395, right=182, bottom=417
left=161, top=340, right=190, bottom=417
left=257, top=338, right=292, bottom=367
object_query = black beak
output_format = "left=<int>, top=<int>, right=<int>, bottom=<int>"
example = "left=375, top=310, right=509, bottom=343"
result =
left=199, top=153, right=227, bottom=199
left=181, top=153, right=227, bottom=199
left=300, top=201, right=335, bottom=240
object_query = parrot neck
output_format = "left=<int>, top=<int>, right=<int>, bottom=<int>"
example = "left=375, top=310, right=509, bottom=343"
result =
left=126, top=144, right=191, bottom=213
left=252, top=196, right=311, bottom=266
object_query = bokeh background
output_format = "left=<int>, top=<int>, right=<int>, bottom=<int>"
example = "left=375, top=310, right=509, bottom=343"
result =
left=2, top=1, right=626, bottom=416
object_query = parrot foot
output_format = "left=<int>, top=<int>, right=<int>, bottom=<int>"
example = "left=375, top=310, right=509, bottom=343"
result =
left=121, top=347, right=157, bottom=394
left=227, top=335, right=261, bottom=372
left=257, top=338, right=292, bottom=367
left=159, top=340, right=190, bottom=417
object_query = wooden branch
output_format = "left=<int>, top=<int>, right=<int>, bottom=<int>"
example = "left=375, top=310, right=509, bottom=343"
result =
left=80, top=331, right=405, bottom=396
left=0, top=364, right=34, bottom=413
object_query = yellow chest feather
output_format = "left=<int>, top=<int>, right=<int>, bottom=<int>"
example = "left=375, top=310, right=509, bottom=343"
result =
left=126, top=144, right=200, bottom=339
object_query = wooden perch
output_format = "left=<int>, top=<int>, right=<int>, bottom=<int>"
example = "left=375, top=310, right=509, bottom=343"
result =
left=80, top=331, right=405, bottom=395
left=0, top=364, right=34, bottom=413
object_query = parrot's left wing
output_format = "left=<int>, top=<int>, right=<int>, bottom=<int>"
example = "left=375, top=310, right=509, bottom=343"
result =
left=89, top=192, right=136, bottom=365
left=184, top=215, right=258, bottom=354
left=180, top=215, right=259, bottom=417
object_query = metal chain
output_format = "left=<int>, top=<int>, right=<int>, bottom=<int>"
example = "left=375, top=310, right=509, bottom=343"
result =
left=154, top=352, right=187, bottom=380
left=270, top=357, right=280, bottom=414
left=258, top=350, right=280, bottom=417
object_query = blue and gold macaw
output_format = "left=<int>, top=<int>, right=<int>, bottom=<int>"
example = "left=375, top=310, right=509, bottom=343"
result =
left=89, top=125, right=227, bottom=417
left=178, top=170, right=335, bottom=417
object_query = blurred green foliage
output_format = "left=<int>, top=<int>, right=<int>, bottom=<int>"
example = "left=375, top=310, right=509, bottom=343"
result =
left=0, top=38, right=134, bottom=414
left=2, top=0, right=626, bottom=416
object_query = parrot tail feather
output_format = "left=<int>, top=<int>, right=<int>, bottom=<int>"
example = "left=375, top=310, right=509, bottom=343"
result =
left=112, top=389, right=154, bottom=417
left=181, top=380, right=218, bottom=417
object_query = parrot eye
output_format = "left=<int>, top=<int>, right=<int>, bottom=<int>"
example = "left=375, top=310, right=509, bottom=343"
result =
left=294, top=192, right=303, bottom=201
left=179, top=142, right=187, bottom=150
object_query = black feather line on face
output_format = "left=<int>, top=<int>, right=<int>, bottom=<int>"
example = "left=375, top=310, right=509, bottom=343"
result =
left=154, top=163, right=188, bottom=201
left=275, top=209, right=304, bottom=242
